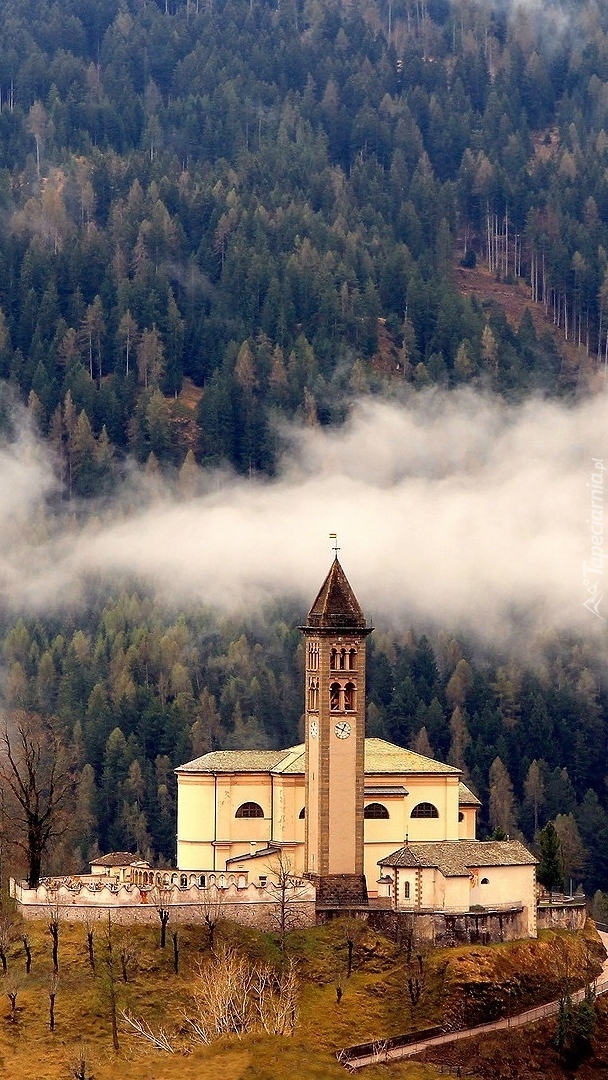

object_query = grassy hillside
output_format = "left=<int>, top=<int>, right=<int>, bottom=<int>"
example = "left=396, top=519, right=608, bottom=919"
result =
left=0, top=911, right=602, bottom=1080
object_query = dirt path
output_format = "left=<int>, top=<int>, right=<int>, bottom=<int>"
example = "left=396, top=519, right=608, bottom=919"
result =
left=344, top=933, right=608, bottom=1071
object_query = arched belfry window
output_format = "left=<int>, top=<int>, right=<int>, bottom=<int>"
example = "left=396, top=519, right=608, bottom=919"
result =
left=330, top=682, right=341, bottom=711
left=364, top=802, right=389, bottom=819
left=235, top=802, right=264, bottom=818
left=410, top=802, right=439, bottom=819
left=308, top=677, right=319, bottom=711
left=331, top=645, right=357, bottom=671
left=308, top=642, right=319, bottom=670
left=344, top=682, right=356, bottom=711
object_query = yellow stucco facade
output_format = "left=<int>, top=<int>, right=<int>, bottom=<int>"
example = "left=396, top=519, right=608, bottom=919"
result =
left=175, top=738, right=480, bottom=894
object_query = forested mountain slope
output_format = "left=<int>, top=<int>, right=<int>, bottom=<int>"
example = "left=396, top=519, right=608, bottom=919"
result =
left=0, top=0, right=608, bottom=900
left=0, top=0, right=605, bottom=482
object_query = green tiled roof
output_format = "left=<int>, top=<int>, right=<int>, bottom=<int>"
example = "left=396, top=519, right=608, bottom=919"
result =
left=177, top=738, right=461, bottom=776
left=379, top=839, right=537, bottom=875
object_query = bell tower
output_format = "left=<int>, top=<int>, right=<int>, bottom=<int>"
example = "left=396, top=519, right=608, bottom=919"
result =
left=301, top=554, right=372, bottom=905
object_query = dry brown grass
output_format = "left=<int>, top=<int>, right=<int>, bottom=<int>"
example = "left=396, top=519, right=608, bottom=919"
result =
left=0, top=915, right=597, bottom=1080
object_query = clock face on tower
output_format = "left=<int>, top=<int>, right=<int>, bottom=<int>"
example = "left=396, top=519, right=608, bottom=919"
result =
left=334, top=721, right=351, bottom=739
left=309, top=720, right=318, bottom=738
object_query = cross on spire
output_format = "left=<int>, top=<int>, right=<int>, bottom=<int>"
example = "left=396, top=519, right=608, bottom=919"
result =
left=329, top=532, right=340, bottom=557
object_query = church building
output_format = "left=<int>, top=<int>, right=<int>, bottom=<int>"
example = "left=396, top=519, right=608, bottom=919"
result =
left=176, top=557, right=537, bottom=934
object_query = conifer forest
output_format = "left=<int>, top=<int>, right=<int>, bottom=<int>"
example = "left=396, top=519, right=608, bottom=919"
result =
left=0, top=0, right=607, bottom=897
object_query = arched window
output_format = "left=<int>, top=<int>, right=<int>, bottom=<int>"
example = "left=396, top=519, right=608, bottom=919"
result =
left=308, top=677, right=319, bottom=711
left=344, top=682, right=356, bottom=711
left=180, top=874, right=188, bottom=887
left=199, top=874, right=206, bottom=887
left=348, top=648, right=357, bottom=670
left=458, top=812, right=464, bottom=822
left=403, top=881, right=411, bottom=899
left=339, top=648, right=346, bottom=670
left=481, top=877, right=489, bottom=885
left=235, top=801, right=264, bottom=818
left=364, top=802, right=389, bottom=819
left=330, top=648, right=337, bottom=670
left=299, top=807, right=306, bottom=819
left=410, top=802, right=439, bottom=818
left=330, top=682, right=341, bottom=711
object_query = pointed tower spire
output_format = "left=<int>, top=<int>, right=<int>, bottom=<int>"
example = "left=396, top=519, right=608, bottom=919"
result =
left=306, top=558, right=367, bottom=630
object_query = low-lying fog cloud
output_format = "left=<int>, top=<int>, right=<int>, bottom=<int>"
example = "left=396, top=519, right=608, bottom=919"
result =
left=1, top=387, right=607, bottom=648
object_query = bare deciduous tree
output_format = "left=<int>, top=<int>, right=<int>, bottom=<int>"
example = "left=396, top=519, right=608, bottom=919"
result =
left=101, top=914, right=120, bottom=1051
left=333, top=916, right=366, bottom=978
left=149, top=882, right=174, bottom=948
left=117, top=311, right=138, bottom=377
left=49, top=972, right=58, bottom=1031
left=21, top=934, right=31, bottom=975
left=118, top=934, right=136, bottom=983
left=0, top=711, right=78, bottom=888
left=27, top=101, right=47, bottom=180
left=84, top=919, right=95, bottom=974
left=265, top=851, right=309, bottom=953
left=255, top=957, right=299, bottom=1034
left=172, top=930, right=179, bottom=975
left=121, top=949, right=299, bottom=1052
left=46, top=889, right=60, bottom=974
left=69, top=1044, right=94, bottom=1080
left=3, top=972, right=19, bottom=1021
left=0, top=907, right=16, bottom=975
left=405, top=943, right=430, bottom=1020
left=183, top=947, right=299, bottom=1044
left=196, top=884, right=225, bottom=952
left=121, top=1011, right=176, bottom=1052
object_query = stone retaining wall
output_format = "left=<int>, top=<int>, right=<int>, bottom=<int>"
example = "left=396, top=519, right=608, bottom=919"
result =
left=10, top=878, right=317, bottom=932
left=368, top=905, right=532, bottom=945
left=537, top=900, right=586, bottom=932
left=16, top=900, right=316, bottom=931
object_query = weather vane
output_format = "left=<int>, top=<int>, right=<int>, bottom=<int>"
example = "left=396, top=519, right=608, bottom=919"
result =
left=329, top=533, right=340, bottom=557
